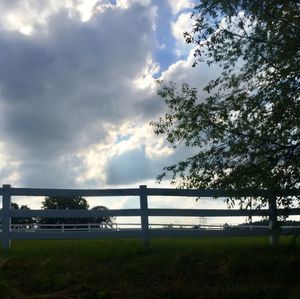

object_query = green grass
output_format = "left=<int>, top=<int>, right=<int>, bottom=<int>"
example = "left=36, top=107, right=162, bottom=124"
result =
left=0, top=237, right=300, bottom=298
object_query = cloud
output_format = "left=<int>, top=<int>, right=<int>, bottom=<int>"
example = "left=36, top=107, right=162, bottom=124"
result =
left=104, top=122, right=198, bottom=186
left=171, top=12, right=194, bottom=56
left=0, top=0, right=221, bottom=192
left=105, top=146, right=153, bottom=184
left=0, top=139, right=20, bottom=186
left=167, top=0, right=194, bottom=15
left=160, top=49, right=221, bottom=96
left=0, top=0, right=120, bottom=31
left=116, top=0, right=151, bottom=9
left=0, top=1, right=159, bottom=187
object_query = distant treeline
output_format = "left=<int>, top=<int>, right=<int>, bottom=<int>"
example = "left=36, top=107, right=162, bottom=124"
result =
left=238, top=220, right=300, bottom=226
left=1, top=197, right=114, bottom=225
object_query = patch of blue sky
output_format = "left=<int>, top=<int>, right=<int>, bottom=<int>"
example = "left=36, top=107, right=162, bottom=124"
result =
left=106, top=0, right=116, bottom=5
left=152, top=0, right=195, bottom=75
left=151, top=1, right=177, bottom=74
left=116, top=134, right=132, bottom=143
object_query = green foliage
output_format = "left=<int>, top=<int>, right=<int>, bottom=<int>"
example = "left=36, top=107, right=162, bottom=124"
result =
left=39, top=197, right=114, bottom=225
left=151, top=1, right=300, bottom=207
left=11, top=203, right=34, bottom=225
left=42, top=196, right=89, bottom=210
left=40, top=196, right=89, bottom=224
left=91, top=205, right=115, bottom=227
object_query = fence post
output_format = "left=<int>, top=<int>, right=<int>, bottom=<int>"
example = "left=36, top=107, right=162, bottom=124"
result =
left=268, top=195, right=278, bottom=246
left=139, top=185, right=149, bottom=245
left=2, top=184, right=12, bottom=249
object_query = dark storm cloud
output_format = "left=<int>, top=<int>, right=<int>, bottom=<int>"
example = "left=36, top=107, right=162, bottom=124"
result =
left=0, top=3, right=159, bottom=187
left=19, top=157, right=85, bottom=187
left=105, top=143, right=196, bottom=185
left=105, top=147, right=153, bottom=184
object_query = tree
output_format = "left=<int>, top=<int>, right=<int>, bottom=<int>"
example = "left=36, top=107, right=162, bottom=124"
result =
left=11, top=203, right=35, bottom=225
left=90, top=206, right=115, bottom=228
left=151, top=1, right=300, bottom=208
left=39, top=196, right=89, bottom=224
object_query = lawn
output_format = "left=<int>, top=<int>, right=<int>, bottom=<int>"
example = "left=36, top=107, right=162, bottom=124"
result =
left=0, top=237, right=300, bottom=298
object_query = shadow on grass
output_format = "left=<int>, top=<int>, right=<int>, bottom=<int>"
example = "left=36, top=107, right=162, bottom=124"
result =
left=0, top=237, right=299, bottom=298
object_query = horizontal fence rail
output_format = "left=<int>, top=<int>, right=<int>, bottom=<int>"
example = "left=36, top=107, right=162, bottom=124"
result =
left=9, top=209, right=142, bottom=218
left=0, top=187, right=141, bottom=197
left=1, top=184, right=300, bottom=249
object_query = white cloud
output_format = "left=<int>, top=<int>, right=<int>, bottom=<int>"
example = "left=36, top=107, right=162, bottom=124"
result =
left=134, top=54, right=160, bottom=89
left=1, top=0, right=152, bottom=35
left=116, top=0, right=151, bottom=9
left=167, top=0, right=194, bottom=15
left=73, top=0, right=100, bottom=21
left=171, top=13, right=193, bottom=42
left=75, top=122, right=171, bottom=186
left=160, top=48, right=221, bottom=93
left=171, top=12, right=194, bottom=56
left=1, top=0, right=76, bottom=34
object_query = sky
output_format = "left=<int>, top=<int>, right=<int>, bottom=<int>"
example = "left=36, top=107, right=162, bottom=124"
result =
left=0, top=0, right=249, bottom=225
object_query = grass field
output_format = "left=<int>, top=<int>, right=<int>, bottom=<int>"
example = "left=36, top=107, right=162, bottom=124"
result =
left=0, top=237, right=300, bottom=298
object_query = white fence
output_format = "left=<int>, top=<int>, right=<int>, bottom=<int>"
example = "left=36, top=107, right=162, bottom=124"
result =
left=1, top=184, right=300, bottom=249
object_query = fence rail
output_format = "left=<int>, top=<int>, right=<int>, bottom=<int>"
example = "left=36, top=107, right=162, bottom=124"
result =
left=1, top=184, right=300, bottom=249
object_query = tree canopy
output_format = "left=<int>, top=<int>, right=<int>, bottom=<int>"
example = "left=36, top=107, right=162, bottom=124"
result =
left=151, top=1, right=299, bottom=207
left=11, top=203, right=34, bottom=225
left=40, top=197, right=114, bottom=225
left=40, top=196, right=89, bottom=224
left=91, top=205, right=115, bottom=227
left=42, top=196, right=89, bottom=210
